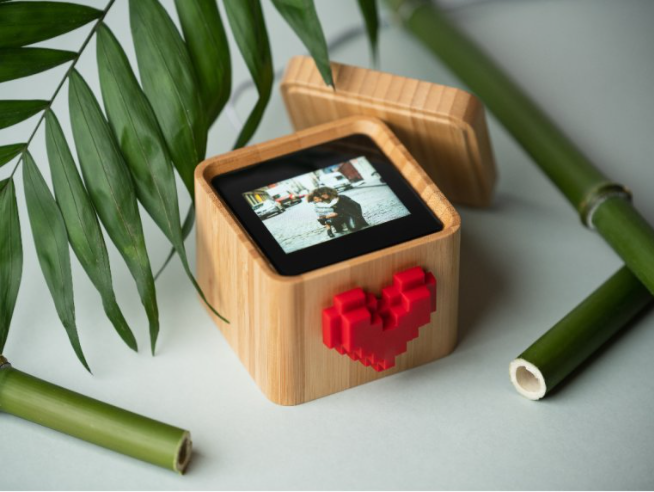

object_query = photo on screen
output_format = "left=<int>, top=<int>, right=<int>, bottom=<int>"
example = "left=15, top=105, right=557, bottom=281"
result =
left=242, top=156, right=411, bottom=254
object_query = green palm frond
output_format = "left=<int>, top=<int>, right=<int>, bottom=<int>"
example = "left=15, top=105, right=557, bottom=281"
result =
left=0, top=0, right=339, bottom=368
left=357, top=0, right=380, bottom=64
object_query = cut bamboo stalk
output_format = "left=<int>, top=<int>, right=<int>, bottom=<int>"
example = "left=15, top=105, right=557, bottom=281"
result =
left=388, top=0, right=654, bottom=399
left=0, top=356, right=192, bottom=473
left=510, top=267, right=652, bottom=399
left=388, top=0, right=654, bottom=294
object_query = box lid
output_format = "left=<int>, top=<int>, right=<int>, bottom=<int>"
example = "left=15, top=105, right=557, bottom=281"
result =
left=281, top=56, right=497, bottom=207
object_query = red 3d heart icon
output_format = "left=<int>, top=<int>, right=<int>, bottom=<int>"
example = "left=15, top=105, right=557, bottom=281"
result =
left=322, top=267, right=437, bottom=372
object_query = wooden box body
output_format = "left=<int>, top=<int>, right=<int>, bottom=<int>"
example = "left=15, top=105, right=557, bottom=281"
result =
left=281, top=56, right=496, bottom=207
left=195, top=117, right=460, bottom=405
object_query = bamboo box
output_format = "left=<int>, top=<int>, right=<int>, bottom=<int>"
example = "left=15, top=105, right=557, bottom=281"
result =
left=195, top=116, right=461, bottom=405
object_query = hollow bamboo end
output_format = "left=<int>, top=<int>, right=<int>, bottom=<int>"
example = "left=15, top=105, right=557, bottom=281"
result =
left=174, top=431, right=193, bottom=474
left=509, top=358, right=547, bottom=400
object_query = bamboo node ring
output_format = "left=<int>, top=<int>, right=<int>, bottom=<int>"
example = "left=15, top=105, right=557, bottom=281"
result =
left=580, top=183, right=632, bottom=229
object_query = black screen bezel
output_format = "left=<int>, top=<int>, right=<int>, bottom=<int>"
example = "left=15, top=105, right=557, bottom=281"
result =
left=211, top=134, right=443, bottom=276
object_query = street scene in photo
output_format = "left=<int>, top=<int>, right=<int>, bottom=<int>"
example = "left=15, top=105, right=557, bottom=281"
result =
left=243, top=156, right=411, bottom=253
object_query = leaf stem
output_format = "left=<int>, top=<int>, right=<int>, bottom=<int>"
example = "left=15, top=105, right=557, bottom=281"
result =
left=2, top=0, right=116, bottom=187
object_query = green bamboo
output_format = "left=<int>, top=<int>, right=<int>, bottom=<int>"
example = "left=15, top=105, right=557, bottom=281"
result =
left=509, top=267, right=652, bottom=399
left=387, top=0, right=654, bottom=399
left=388, top=0, right=654, bottom=293
left=0, top=356, right=191, bottom=473
left=592, top=197, right=654, bottom=288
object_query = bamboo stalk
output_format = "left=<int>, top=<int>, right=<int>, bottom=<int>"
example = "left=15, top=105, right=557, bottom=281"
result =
left=592, top=197, right=654, bottom=287
left=387, top=0, right=654, bottom=399
left=388, top=0, right=654, bottom=293
left=509, top=267, right=652, bottom=399
left=0, top=356, right=192, bottom=473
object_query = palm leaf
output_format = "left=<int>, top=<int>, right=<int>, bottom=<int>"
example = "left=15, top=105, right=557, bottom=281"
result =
left=97, top=24, right=181, bottom=246
left=0, top=1, right=101, bottom=48
left=45, top=110, right=138, bottom=352
left=0, top=178, right=22, bottom=354
left=271, top=0, right=333, bottom=87
left=129, top=0, right=206, bottom=198
left=0, top=48, right=76, bottom=83
left=0, top=144, right=25, bottom=169
left=97, top=25, right=227, bottom=323
left=23, top=152, right=90, bottom=371
left=357, top=0, right=379, bottom=63
left=0, top=100, right=49, bottom=130
left=224, top=0, right=273, bottom=149
left=68, top=70, right=160, bottom=354
left=175, top=0, right=231, bottom=126
left=154, top=207, right=194, bottom=281
left=0, top=0, right=340, bottom=366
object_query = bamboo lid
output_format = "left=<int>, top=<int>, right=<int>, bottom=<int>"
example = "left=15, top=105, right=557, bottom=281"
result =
left=281, top=56, right=497, bottom=207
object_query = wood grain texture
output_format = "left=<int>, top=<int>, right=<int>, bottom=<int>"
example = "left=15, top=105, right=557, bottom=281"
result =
left=281, top=55, right=496, bottom=207
left=195, top=117, right=460, bottom=405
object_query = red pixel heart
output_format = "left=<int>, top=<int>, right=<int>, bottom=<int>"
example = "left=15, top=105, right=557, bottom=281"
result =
left=322, top=267, right=437, bottom=372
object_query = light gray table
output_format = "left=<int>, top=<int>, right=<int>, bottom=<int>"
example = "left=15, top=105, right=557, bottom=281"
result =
left=2, top=0, right=653, bottom=489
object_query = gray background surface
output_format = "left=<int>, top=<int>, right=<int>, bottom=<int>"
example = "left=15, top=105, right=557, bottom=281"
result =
left=2, top=0, right=654, bottom=489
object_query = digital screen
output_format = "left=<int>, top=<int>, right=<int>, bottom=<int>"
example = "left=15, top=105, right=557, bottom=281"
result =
left=243, top=156, right=411, bottom=254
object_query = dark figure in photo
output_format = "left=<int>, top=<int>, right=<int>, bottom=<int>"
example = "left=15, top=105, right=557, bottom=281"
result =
left=308, top=189, right=340, bottom=238
left=316, top=186, right=369, bottom=232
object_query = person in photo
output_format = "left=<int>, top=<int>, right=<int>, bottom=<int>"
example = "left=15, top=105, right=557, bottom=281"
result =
left=316, top=186, right=369, bottom=232
left=308, top=190, right=341, bottom=238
